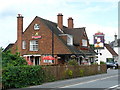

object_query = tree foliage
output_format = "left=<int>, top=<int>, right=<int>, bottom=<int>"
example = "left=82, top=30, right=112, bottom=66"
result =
left=2, top=65, right=45, bottom=89
left=2, top=50, right=27, bottom=68
left=67, top=59, right=78, bottom=66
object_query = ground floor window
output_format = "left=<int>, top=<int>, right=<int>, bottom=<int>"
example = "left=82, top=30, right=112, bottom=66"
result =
left=44, top=60, right=54, bottom=63
left=106, top=58, right=114, bottom=62
left=24, top=55, right=41, bottom=65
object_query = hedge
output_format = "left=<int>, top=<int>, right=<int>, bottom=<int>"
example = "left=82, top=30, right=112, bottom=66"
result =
left=2, top=65, right=46, bottom=89
left=2, top=65, right=107, bottom=89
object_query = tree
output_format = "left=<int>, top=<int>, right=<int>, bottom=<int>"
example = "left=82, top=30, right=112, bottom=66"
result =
left=2, top=50, right=27, bottom=68
left=67, top=59, right=78, bottom=66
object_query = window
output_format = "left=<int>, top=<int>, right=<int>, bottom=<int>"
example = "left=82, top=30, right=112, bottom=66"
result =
left=44, top=60, right=53, bottom=63
left=67, top=35, right=73, bottom=46
left=34, top=24, right=40, bottom=30
left=30, top=40, right=38, bottom=51
left=22, top=41, right=26, bottom=49
left=82, top=39, right=87, bottom=46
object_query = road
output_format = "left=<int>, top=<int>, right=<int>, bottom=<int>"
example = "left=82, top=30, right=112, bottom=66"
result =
left=23, top=69, right=120, bottom=89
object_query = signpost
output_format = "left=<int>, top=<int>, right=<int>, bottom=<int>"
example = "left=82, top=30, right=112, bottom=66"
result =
left=93, top=32, right=105, bottom=65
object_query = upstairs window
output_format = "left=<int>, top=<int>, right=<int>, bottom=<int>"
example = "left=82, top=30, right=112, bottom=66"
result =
left=82, top=39, right=87, bottom=47
left=22, top=41, right=26, bottom=49
left=30, top=40, right=38, bottom=51
left=34, top=24, right=40, bottom=30
left=67, top=35, right=73, bottom=46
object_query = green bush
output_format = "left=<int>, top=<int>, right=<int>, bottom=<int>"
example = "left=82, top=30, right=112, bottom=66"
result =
left=67, top=59, right=78, bottom=66
left=100, top=61, right=106, bottom=64
left=2, top=65, right=45, bottom=89
left=79, top=69, right=84, bottom=77
left=2, top=50, right=27, bottom=68
left=65, top=69, right=73, bottom=78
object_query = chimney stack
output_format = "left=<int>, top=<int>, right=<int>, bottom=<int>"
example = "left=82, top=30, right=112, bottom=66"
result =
left=68, top=17, right=74, bottom=29
left=114, top=34, right=118, bottom=46
left=17, top=14, right=23, bottom=55
left=114, top=34, right=117, bottom=41
left=57, top=13, right=63, bottom=30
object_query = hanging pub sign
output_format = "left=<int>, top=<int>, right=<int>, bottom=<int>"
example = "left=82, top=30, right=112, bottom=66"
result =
left=93, top=32, right=105, bottom=49
left=32, top=32, right=42, bottom=39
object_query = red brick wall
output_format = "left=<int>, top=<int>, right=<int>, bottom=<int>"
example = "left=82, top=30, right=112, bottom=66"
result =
left=11, top=17, right=72, bottom=56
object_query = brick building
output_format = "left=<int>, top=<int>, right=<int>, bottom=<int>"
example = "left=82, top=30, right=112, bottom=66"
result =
left=5, top=13, right=96, bottom=65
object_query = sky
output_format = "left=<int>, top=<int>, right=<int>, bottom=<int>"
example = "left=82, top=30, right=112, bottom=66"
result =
left=0, top=0, right=119, bottom=48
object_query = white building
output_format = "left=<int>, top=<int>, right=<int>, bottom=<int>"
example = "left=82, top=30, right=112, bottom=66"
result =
left=110, top=35, right=120, bottom=65
left=95, top=44, right=118, bottom=64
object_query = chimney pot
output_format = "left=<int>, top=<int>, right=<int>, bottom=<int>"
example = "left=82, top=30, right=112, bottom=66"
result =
left=18, top=14, right=23, bottom=18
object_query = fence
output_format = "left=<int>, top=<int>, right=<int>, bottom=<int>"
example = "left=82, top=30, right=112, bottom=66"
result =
left=1, top=64, right=107, bottom=89
left=42, top=64, right=107, bottom=80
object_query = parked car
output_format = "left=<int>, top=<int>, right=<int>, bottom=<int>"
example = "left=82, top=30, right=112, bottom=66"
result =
left=106, top=61, right=118, bottom=69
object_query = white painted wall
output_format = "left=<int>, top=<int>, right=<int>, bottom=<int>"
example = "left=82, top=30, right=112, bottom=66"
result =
left=118, top=47, right=120, bottom=65
left=113, top=47, right=120, bottom=65
left=95, top=47, right=113, bottom=64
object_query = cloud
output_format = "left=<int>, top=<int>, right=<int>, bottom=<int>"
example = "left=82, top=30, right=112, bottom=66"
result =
left=84, top=24, right=118, bottom=44
left=0, top=9, right=17, bottom=18
left=0, top=0, right=118, bottom=48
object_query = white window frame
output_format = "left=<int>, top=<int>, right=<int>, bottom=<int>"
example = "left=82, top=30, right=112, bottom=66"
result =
left=44, top=60, right=53, bottom=63
left=22, top=41, right=26, bottom=49
left=30, top=40, right=38, bottom=51
left=67, top=35, right=73, bottom=46
left=82, top=39, right=87, bottom=46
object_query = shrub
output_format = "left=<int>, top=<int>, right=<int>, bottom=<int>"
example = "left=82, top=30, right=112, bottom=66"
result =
left=2, top=50, right=27, bottom=68
left=67, top=59, right=78, bottom=66
left=100, top=61, right=106, bottom=64
left=2, top=65, right=45, bottom=89
left=79, top=69, right=84, bottom=77
left=65, top=69, right=73, bottom=78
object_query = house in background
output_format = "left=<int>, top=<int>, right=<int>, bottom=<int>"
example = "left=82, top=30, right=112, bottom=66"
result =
left=94, top=43, right=118, bottom=64
left=110, top=34, right=120, bottom=65
left=4, top=13, right=96, bottom=65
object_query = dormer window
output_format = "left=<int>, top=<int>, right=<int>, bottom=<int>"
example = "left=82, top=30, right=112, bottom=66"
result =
left=82, top=39, right=87, bottom=47
left=67, top=35, right=73, bottom=46
left=59, top=34, right=73, bottom=46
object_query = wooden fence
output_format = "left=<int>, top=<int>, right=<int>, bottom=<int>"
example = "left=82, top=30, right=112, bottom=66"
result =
left=42, top=64, right=107, bottom=80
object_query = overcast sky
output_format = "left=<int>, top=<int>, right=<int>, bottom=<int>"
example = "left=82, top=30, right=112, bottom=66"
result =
left=0, top=0, right=119, bottom=48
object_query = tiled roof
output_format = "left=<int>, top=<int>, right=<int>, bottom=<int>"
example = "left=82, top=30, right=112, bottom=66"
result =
left=63, top=28, right=85, bottom=45
left=4, top=16, right=96, bottom=55
left=105, top=44, right=118, bottom=56
left=3, top=43, right=14, bottom=52
left=38, top=16, right=95, bottom=55
left=110, top=39, right=120, bottom=47
left=38, top=17, right=83, bottom=54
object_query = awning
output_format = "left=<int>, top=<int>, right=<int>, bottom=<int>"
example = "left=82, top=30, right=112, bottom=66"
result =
left=42, top=56, right=55, bottom=60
